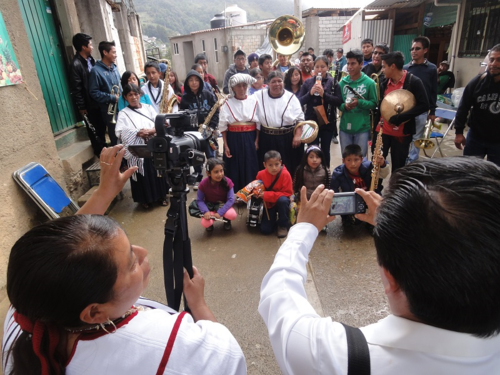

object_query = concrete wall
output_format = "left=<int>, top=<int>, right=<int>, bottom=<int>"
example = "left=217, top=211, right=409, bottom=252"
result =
left=0, top=0, right=66, bottom=298
left=317, top=16, right=352, bottom=53
left=304, top=16, right=319, bottom=53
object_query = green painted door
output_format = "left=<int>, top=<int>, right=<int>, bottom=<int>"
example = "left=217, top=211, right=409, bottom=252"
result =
left=18, top=0, right=76, bottom=134
left=393, top=34, right=417, bottom=65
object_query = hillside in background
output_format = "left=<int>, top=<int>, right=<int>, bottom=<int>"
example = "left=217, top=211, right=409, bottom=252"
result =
left=135, top=0, right=293, bottom=44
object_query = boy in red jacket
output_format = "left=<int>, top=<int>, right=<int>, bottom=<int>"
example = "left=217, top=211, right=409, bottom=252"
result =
left=256, top=150, right=293, bottom=238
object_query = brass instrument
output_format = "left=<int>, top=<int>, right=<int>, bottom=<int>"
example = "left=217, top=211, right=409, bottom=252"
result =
left=371, top=73, right=380, bottom=102
left=108, top=85, right=120, bottom=125
left=380, top=89, right=416, bottom=123
left=293, top=120, right=319, bottom=143
left=414, top=120, right=436, bottom=150
left=159, top=58, right=175, bottom=113
left=370, top=127, right=383, bottom=191
left=199, top=93, right=227, bottom=138
left=269, top=15, right=305, bottom=69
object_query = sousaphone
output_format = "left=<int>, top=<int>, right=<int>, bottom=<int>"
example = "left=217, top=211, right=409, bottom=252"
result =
left=269, top=15, right=305, bottom=64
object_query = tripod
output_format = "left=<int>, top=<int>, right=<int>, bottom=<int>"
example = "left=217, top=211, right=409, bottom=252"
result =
left=162, top=166, right=194, bottom=312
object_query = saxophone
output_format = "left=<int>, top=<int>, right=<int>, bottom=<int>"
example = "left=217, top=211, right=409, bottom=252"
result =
left=158, top=59, right=174, bottom=113
left=198, top=93, right=227, bottom=137
left=370, top=127, right=383, bottom=191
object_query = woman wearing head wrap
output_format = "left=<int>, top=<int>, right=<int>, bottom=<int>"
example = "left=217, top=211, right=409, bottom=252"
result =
left=220, top=73, right=260, bottom=192
left=255, top=71, right=305, bottom=175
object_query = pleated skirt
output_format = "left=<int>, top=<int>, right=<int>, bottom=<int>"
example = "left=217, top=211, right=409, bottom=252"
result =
left=130, top=158, right=169, bottom=204
left=258, top=131, right=304, bottom=177
left=224, top=131, right=259, bottom=192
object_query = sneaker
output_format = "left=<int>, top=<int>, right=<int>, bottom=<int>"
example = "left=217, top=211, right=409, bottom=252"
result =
left=332, top=136, right=339, bottom=144
left=277, top=226, right=288, bottom=238
left=193, top=182, right=200, bottom=191
left=206, top=225, right=214, bottom=232
left=223, top=220, right=232, bottom=231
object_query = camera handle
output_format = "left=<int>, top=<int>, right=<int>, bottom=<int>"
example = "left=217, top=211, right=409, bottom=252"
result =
left=162, top=167, right=194, bottom=312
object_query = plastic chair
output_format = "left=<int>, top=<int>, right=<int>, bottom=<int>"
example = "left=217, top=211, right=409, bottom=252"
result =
left=13, top=162, right=79, bottom=220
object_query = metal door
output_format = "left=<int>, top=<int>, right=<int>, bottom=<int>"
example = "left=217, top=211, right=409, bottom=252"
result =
left=18, top=0, right=76, bottom=134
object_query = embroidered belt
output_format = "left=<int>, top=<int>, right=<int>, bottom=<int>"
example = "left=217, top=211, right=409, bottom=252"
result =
left=260, top=125, right=294, bottom=135
left=228, top=123, right=256, bottom=132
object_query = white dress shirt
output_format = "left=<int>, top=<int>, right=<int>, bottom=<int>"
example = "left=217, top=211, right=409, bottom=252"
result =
left=259, top=223, right=500, bottom=375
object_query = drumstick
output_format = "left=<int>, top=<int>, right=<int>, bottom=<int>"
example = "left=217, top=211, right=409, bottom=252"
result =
left=264, top=203, right=270, bottom=220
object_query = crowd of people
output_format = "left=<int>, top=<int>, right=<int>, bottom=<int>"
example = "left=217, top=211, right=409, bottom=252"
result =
left=4, top=30, right=500, bottom=374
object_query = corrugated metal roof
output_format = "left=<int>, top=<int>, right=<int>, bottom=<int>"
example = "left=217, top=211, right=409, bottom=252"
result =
left=170, top=19, right=274, bottom=39
left=362, top=19, right=393, bottom=45
left=365, top=0, right=426, bottom=10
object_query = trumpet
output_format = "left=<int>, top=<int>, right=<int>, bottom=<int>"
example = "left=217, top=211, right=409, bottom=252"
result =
left=108, top=85, right=119, bottom=125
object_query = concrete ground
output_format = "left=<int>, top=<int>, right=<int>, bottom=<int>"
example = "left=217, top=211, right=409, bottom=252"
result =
left=109, top=123, right=463, bottom=374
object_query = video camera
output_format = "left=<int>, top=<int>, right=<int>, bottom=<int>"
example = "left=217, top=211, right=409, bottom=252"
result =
left=128, top=111, right=206, bottom=178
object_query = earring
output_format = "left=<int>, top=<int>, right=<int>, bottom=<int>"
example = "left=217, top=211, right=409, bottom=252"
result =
left=100, top=318, right=117, bottom=334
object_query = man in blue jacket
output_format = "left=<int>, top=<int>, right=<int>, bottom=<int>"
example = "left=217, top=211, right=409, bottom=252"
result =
left=89, top=41, right=121, bottom=146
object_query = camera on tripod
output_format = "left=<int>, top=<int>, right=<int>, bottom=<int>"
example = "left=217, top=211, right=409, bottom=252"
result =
left=128, top=111, right=206, bottom=183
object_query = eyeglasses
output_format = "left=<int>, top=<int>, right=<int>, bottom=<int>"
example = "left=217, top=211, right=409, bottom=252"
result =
left=410, top=47, right=422, bottom=51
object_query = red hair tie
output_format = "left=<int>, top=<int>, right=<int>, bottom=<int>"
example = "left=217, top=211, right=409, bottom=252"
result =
left=14, top=311, right=61, bottom=375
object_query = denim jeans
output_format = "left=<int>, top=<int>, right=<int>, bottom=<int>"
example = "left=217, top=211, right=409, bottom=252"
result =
left=260, top=196, right=290, bottom=235
left=407, top=112, right=428, bottom=163
left=339, top=131, right=370, bottom=157
left=464, top=129, right=500, bottom=167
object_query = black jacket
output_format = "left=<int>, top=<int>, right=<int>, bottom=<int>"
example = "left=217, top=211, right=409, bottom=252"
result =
left=297, top=75, right=342, bottom=132
left=180, top=70, right=219, bottom=131
left=455, top=72, right=500, bottom=142
left=379, top=72, right=429, bottom=135
left=69, top=53, right=96, bottom=110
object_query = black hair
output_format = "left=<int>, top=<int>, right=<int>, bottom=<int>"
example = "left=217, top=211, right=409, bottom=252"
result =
left=258, top=54, right=272, bottom=66
left=375, top=43, right=390, bottom=54
left=412, top=36, right=430, bottom=50
left=308, top=47, right=315, bottom=52
left=375, top=157, right=500, bottom=337
left=194, top=53, right=208, bottom=64
left=346, top=49, right=363, bottom=65
left=169, top=70, right=183, bottom=96
left=249, top=68, right=263, bottom=78
left=206, top=158, right=229, bottom=191
left=191, top=63, right=203, bottom=72
left=323, top=49, right=334, bottom=58
left=144, top=61, right=160, bottom=74
left=264, top=150, right=281, bottom=162
left=342, top=144, right=363, bottom=158
left=234, top=50, right=246, bottom=59
left=301, top=51, right=311, bottom=60
left=120, top=71, right=141, bottom=91
left=7, top=215, right=120, bottom=374
left=267, top=71, right=284, bottom=83
left=381, top=51, right=405, bottom=70
left=98, top=40, right=115, bottom=58
left=314, top=56, right=329, bottom=67
left=284, top=66, right=303, bottom=92
left=122, top=83, right=142, bottom=98
left=72, top=33, right=92, bottom=52
left=293, top=146, right=330, bottom=201
left=361, top=38, right=373, bottom=46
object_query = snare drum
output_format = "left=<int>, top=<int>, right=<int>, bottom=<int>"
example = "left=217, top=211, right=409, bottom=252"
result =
left=246, top=197, right=264, bottom=227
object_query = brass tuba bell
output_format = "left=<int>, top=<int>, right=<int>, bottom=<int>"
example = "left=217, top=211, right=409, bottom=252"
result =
left=269, top=15, right=305, bottom=57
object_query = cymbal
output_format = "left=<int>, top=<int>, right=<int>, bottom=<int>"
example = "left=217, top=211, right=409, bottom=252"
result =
left=380, top=89, right=416, bottom=123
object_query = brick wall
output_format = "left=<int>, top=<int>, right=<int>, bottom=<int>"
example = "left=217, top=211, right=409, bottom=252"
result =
left=318, top=16, right=351, bottom=52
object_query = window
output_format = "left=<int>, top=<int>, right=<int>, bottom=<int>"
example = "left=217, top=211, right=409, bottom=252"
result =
left=202, top=40, right=205, bottom=52
left=459, top=0, right=500, bottom=57
left=173, top=43, right=179, bottom=55
left=214, top=38, right=219, bottom=63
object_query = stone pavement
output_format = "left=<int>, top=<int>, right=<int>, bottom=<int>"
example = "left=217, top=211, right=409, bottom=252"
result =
left=108, top=125, right=463, bottom=374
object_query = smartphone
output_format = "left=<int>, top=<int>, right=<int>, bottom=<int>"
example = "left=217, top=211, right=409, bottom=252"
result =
left=329, top=192, right=367, bottom=216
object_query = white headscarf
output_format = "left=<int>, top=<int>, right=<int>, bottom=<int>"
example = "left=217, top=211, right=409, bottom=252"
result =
left=228, top=73, right=256, bottom=98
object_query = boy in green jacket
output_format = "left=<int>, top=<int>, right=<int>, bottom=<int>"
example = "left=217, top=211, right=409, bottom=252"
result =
left=339, top=49, right=377, bottom=156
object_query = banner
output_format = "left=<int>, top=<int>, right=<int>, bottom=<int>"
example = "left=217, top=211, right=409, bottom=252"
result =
left=342, top=22, right=351, bottom=45
left=0, top=11, right=22, bottom=87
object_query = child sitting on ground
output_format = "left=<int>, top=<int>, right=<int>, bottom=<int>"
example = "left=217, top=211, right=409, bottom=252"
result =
left=256, top=150, right=293, bottom=238
left=331, top=144, right=389, bottom=226
left=189, top=158, right=237, bottom=231
left=293, top=145, right=331, bottom=203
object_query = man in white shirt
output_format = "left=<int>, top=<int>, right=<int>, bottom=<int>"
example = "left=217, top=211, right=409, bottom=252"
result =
left=141, top=61, right=176, bottom=113
left=259, top=157, right=500, bottom=375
